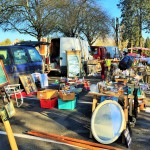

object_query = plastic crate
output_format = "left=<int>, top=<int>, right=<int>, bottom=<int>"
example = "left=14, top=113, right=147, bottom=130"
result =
left=40, top=97, right=58, bottom=109
left=58, top=98, right=76, bottom=110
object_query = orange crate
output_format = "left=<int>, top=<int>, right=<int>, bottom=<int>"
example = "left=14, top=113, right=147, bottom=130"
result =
left=59, top=91, right=75, bottom=101
left=37, top=89, right=58, bottom=99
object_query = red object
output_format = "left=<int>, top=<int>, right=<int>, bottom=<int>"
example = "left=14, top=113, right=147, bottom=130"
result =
left=91, top=46, right=107, bottom=59
left=26, top=92, right=37, bottom=96
left=101, top=75, right=105, bottom=80
left=84, top=81, right=90, bottom=90
left=11, top=91, right=37, bottom=99
left=128, top=47, right=150, bottom=50
left=45, top=57, right=49, bottom=64
left=40, top=97, right=58, bottom=109
left=101, top=61, right=105, bottom=79
left=11, top=92, right=27, bottom=99
left=128, top=53, right=137, bottom=57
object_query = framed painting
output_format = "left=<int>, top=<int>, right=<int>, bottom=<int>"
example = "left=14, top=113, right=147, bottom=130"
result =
left=19, top=74, right=37, bottom=94
left=66, top=50, right=81, bottom=78
left=0, top=60, right=9, bottom=88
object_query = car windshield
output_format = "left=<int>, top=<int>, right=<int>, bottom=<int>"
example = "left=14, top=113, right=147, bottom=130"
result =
left=28, top=47, right=42, bottom=62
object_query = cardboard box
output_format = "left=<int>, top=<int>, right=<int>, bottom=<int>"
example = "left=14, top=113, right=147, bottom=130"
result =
left=59, top=91, right=75, bottom=101
left=139, top=102, right=145, bottom=110
left=87, top=59, right=98, bottom=65
left=37, top=89, right=58, bottom=99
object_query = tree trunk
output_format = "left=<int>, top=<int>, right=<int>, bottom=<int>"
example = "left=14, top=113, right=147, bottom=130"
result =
left=138, top=1, right=142, bottom=47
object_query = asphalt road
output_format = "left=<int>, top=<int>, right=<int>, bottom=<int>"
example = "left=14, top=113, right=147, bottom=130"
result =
left=0, top=76, right=150, bottom=150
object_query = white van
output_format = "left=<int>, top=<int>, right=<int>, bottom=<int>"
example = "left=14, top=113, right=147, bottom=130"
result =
left=50, top=37, right=90, bottom=75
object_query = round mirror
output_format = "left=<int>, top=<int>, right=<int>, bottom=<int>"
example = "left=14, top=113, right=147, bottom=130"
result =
left=91, top=100, right=125, bottom=144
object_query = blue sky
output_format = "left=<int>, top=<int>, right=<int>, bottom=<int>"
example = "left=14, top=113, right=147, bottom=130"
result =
left=0, top=0, right=149, bottom=42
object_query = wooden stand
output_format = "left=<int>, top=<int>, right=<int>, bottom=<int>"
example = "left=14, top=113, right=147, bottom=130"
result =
left=115, top=78, right=128, bottom=85
left=0, top=108, right=18, bottom=150
left=89, top=92, right=134, bottom=139
left=66, top=50, right=81, bottom=78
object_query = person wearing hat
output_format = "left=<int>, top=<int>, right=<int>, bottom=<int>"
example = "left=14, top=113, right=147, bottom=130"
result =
left=123, top=48, right=128, bottom=56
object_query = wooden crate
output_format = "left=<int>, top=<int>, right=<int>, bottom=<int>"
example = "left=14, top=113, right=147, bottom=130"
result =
left=59, top=91, right=75, bottom=101
left=87, top=59, right=98, bottom=65
left=37, top=89, right=58, bottom=99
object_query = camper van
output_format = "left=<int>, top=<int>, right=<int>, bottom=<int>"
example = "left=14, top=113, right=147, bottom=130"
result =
left=50, top=37, right=91, bottom=75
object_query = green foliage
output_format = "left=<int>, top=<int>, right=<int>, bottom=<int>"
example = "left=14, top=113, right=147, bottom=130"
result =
left=118, top=0, right=150, bottom=47
left=145, top=37, right=150, bottom=48
left=0, top=0, right=111, bottom=44
left=0, top=0, right=60, bottom=41
left=0, top=39, right=12, bottom=46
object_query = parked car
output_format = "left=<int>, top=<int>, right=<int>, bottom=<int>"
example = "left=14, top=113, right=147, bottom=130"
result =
left=0, top=43, right=44, bottom=84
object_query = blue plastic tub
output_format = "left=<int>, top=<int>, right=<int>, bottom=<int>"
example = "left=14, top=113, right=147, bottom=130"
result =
left=99, top=96, right=118, bottom=103
left=128, top=87, right=141, bottom=96
left=58, top=98, right=76, bottom=110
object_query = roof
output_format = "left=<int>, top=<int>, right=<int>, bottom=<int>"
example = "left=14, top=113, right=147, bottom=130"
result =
left=14, top=41, right=50, bottom=47
left=128, top=47, right=150, bottom=50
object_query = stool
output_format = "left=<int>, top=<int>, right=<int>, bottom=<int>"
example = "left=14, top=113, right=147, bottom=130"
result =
left=4, top=84, right=24, bottom=107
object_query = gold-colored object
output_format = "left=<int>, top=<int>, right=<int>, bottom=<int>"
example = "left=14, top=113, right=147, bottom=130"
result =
left=4, top=101, right=16, bottom=118
left=37, top=89, right=58, bottom=99
left=0, top=102, right=18, bottom=150
left=3, top=120, right=18, bottom=150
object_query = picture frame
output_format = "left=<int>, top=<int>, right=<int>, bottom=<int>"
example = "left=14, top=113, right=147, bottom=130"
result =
left=0, top=60, right=9, bottom=88
left=4, top=101, right=16, bottom=118
left=19, top=74, right=37, bottom=94
left=66, top=50, right=81, bottom=78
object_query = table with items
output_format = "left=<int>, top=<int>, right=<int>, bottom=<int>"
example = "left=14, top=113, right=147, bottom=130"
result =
left=88, top=79, right=146, bottom=147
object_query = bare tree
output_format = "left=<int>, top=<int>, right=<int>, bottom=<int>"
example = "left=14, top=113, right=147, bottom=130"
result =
left=81, top=3, right=111, bottom=45
left=56, top=0, right=88, bottom=37
left=0, top=0, right=62, bottom=41
left=56, top=0, right=111, bottom=45
left=0, top=0, right=111, bottom=44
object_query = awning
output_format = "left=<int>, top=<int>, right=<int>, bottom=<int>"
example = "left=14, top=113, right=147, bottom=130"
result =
left=128, top=47, right=150, bottom=51
left=128, top=53, right=137, bottom=57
